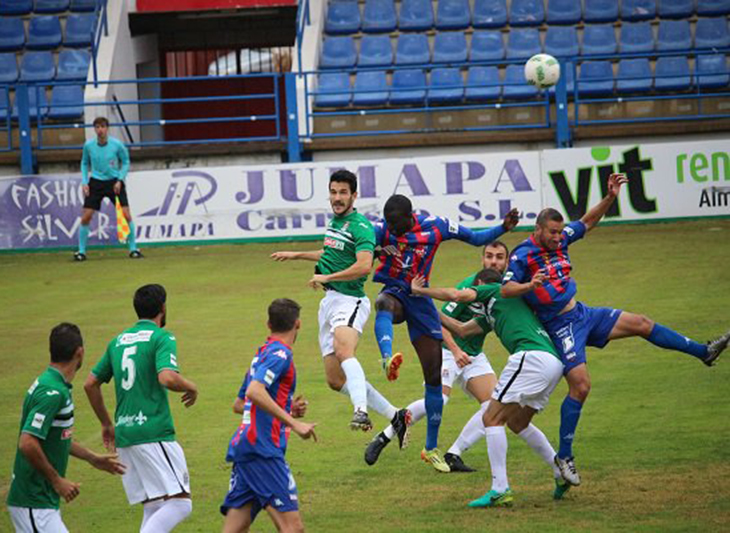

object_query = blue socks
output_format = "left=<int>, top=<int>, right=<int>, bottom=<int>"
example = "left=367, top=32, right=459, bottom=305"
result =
left=127, top=220, right=138, bottom=251
left=374, top=311, right=394, bottom=359
left=78, top=224, right=89, bottom=254
left=648, top=323, right=708, bottom=359
left=558, top=396, right=583, bottom=459
left=424, top=384, right=443, bottom=451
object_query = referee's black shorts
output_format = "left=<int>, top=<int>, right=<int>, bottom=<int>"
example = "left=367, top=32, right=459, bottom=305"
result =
left=83, top=178, right=129, bottom=211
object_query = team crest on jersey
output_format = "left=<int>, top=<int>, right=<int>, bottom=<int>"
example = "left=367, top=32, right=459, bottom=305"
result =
left=341, top=222, right=350, bottom=232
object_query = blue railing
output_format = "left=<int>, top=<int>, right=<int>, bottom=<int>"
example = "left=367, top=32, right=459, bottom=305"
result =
left=295, top=0, right=311, bottom=74
left=90, top=0, right=109, bottom=85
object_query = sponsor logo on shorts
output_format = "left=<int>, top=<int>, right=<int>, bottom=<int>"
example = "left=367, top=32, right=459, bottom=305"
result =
left=273, top=498, right=284, bottom=507
left=442, top=369, right=450, bottom=379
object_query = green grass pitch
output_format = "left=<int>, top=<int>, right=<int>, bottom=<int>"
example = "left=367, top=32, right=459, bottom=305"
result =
left=1, top=219, right=729, bottom=532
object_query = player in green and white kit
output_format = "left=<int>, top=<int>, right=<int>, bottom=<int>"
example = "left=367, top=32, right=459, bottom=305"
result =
left=413, top=268, right=571, bottom=507
left=271, top=170, right=410, bottom=441
left=84, top=284, right=198, bottom=533
left=7, top=323, right=125, bottom=533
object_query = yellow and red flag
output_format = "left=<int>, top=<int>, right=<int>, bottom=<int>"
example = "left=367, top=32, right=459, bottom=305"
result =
left=115, top=197, right=130, bottom=243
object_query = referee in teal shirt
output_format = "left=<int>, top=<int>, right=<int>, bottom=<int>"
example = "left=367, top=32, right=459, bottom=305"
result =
left=74, top=117, right=142, bottom=261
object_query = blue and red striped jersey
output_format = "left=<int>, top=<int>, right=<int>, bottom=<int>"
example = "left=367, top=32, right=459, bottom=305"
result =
left=226, top=338, right=296, bottom=461
left=373, top=214, right=506, bottom=290
left=503, top=220, right=586, bottom=322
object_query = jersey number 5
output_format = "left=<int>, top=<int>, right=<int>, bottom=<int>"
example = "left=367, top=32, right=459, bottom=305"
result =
left=122, top=346, right=137, bottom=390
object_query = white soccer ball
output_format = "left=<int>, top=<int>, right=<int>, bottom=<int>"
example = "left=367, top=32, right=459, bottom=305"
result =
left=524, top=53, right=561, bottom=89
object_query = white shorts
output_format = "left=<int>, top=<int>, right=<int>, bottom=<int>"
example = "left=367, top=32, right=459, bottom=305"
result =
left=117, top=441, right=191, bottom=505
left=318, top=290, right=371, bottom=357
left=7, top=506, right=67, bottom=533
left=492, top=351, right=564, bottom=411
left=441, top=349, right=495, bottom=392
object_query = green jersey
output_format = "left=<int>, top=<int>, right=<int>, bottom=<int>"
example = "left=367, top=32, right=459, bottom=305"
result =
left=441, top=273, right=492, bottom=356
left=7, top=367, right=74, bottom=509
left=91, top=320, right=179, bottom=448
left=471, top=283, right=559, bottom=358
left=316, top=209, right=375, bottom=298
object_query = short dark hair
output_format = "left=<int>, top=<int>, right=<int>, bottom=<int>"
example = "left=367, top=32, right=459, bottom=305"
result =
left=50, top=323, right=83, bottom=363
left=134, top=284, right=167, bottom=319
left=268, top=298, right=301, bottom=333
left=484, top=240, right=509, bottom=256
left=475, top=268, right=503, bottom=285
left=93, top=116, right=109, bottom=127
left=384, top=194, right=412, bottom=221
left=329, top=169, right=357, bottom=194
left=536, top=208, right=564, bottom=227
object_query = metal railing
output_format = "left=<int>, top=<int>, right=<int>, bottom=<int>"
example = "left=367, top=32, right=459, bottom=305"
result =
left=91, top=0, right=109, bottom=85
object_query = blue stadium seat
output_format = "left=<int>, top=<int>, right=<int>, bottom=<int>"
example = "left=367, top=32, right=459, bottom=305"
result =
left=48, top=85, right=84, bottom=119
left=545, top=26, right=579, bottom=57
left=658, top=0, right=694, bottom=18
left=358, top=35, right=393, bottom=67
left=616, top=58, right=653, bottom=93
left=12, top=86, right=49, bottom=120
left=65, top=14, right=95, bottom=48
left=654, top=56, right=692, bottom=90
left=0, top=88, right=10, bottom=121
left=428, top=67, right=464, bottom=103
left=390, top=68, right=426, bottom=104
left=697, top=53, right=730, bottom=88
left=27, top=15, right=62, bottom=50
left=69, top=0, right=97, bottom=12
left=547, top=0, right=582, bottom=24
left=362, top=0, right=397, bottom=33
left=315, top=72, right=351, bottom=107
left=35, top=0, right=70, bottom=13
left=621, top=0, right=657, bottom=20
left=0, top=18, right=25, bottom=52
left=503, top=64, right=539, bottom=99
left=57, top=49, right=91, bottom=80
left=472, top=0, right=507, bottom=28
left=436, top=0, right=471, bottom=30
left=433, top=31, right=467, bottom=63
left=325, top=1, right=361, bottom=35
left=509, top=0, right=545, bottom=26
left=697, top=0, right=730, bottom=16
left=320, top=36, right=357, bottom=68
left=620, top=22, right=655, bottom=53
left=657, top=20, right=691, bottom=51
left=0, top=0, right=32, bottom=15
left=0, top=53, right=18, bottom=83
left=465, top=66, right=501, bottom=100
left=506, top=28, right=542, bottom=59
left=398, top=0, right=434, bottom=31
left=582, top=24, right=618, bottom=55
left=353, top=70, right=389, bottom=105
left=20, top=51, right=55, bottom=81
left=584, top=0, right=619, bottom=22
left=695, top=17, right=730, bottom=48
left=470, top=30, right=505, bottom=61
left=578, top=61, right=614, bottom=96
left=395, top=33, right=430, bottom=65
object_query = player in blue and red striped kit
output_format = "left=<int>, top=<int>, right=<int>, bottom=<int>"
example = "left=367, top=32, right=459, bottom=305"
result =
left=502, top=173, right=730, bottom=487
left=220, top=299, right=317, bottom=533
left=372, top=194, right=519, bottom=471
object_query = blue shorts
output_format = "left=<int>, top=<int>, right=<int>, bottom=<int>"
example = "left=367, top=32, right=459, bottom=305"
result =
left=544, top=302, right=622, bottom=375
left=380, top=285, right=443, bottom=342
left=220, top=457, right=299, bottom=521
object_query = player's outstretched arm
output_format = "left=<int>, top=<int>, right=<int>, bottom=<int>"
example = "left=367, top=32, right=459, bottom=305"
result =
left=309, top=250, right=372, bottom=288
left=70, top=442, right=126, bottom=476
left=158, top=370, right=198, bottom=408
left=83, top=374, right=115, bottom=451
left=271, top=250, right=324, bottom=262
left=411, top=275, right=476, bottom=303
left=18, top=433, right=80, bottom=503
left=246, top=381, right=317, bottom=441
left=455, top=208, right=520, bottom=246
left=501, top=271, right=547, bottom=298
left=581, top=173, right=628, bottom=232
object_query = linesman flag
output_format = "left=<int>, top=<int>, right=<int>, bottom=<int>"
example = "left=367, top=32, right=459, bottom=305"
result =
left=115, top=196, right=130, bottom=243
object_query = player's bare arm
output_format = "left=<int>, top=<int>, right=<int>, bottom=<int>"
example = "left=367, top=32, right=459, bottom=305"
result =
left=18, top=433, right=80, bottom=503
left=290, top=395, right=309, bottom=418
left=308, top=250, right=372, bottom=288
left=441, top=326, right=471, bottom=368
left=411, top=274, right=476, bottom=304
left=246, top=381, right=317, bottom=442
left=581, top=173, right=628, bottom=231
left=501, top=271, right=548, bottom=298
left=440, top=312, right=485, bottom=339
left=70, top=442, right=126, bottom=475
left=232, top=397, right=245, bottom=414
left=158, top=370, right=198, bottom=408
left=271, top=250, right=324, bottom=262
left=83, top=374, right=115, bottom=451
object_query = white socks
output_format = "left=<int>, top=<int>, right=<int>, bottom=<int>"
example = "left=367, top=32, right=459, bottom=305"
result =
left=140, top=498, right=192, bottom=533
left=366, top=382, right=397, bottom=420
left=140, top=500, right=164, bottom=531
left=485, top=426, right=509, bottom=493
left=517, top=423, right=562, bottom=479
left=340, top=358, right=368, bottom=412
left=448, top=400, right=489, bottom=456
left=384, top=395, right=449, bottom=440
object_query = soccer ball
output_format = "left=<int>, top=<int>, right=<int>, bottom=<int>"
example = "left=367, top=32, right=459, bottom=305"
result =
left=524, top=54, right=561, bottom=89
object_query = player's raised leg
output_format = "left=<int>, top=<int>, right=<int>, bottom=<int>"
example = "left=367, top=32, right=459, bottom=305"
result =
left=374, top=293, right=404, bottom=381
